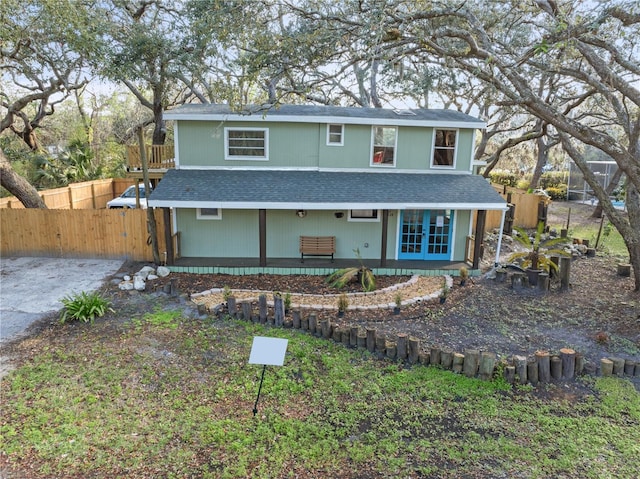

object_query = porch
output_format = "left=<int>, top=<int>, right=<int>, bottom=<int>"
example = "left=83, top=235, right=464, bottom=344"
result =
left=170, top=256, right=473, bottom=277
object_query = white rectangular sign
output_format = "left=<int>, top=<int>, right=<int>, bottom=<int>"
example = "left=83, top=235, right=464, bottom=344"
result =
left=248, top=336, right=289, bottom=366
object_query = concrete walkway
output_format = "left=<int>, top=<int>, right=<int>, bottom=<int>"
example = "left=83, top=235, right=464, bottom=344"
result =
left=0, top=257, right=124, bottom=345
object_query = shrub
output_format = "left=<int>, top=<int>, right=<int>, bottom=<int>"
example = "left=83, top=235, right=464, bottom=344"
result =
left=489, top=171, right=519, bottom=187
left=546, top=185, right=567, bottom=200
left=516, top=179, right=530, bottom=190
left=540, top=171, right=569, bottom=189
left=60, top=291, right=113, bottom=323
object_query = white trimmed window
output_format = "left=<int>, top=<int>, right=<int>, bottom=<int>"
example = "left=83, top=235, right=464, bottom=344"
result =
left=225, top=128, right=268, bottom=160
left=197, top=208, right=222, bottom=220
left=327, top=124, right=344, bottom=146
left=371, top=126, right=396, bottom=166
left=432, top=129, right=457, bottom=167
left=348, top=209, right=379, bottom=222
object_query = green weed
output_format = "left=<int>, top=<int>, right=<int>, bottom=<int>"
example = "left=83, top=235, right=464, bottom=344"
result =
left=59, top=290, right=113, bottom=323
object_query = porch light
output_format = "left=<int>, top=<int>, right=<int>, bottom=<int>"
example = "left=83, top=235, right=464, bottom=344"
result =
left=296, top=210, right=307, bottom=218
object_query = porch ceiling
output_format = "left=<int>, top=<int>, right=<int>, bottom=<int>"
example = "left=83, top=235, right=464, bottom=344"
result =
left=149, top=169, right=507, bottom=210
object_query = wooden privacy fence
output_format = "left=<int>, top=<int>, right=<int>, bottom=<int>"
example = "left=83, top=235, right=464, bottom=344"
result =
left=0, top=178, right=135, bottom=210
left=0, top=209, right=167, bottom=262
left=483, top=186, right=551, bottom=232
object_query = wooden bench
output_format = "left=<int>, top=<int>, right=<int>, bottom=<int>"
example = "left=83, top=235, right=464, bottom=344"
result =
left=299, top=236, right=335, bottom=263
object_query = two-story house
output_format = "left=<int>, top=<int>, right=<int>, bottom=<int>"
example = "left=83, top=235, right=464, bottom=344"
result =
left=149, top=104, right=507, bottom=273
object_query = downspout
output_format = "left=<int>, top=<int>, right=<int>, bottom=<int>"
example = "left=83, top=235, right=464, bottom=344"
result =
left=494, top=208, right=507, bottom=267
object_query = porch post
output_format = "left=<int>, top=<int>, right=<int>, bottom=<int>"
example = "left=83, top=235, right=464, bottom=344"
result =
left=259, top=209, right=267, bottom=267
left=473, top=210, right=487, bottom=269
left=495, top=209, right=507, bottom=267
left=163, top=207, right=174, bottom=265
left=380, top=209, right=389, bottom=268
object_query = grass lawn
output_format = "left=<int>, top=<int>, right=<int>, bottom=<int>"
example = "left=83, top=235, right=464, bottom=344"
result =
left=2, top=310, right=639, bottom=479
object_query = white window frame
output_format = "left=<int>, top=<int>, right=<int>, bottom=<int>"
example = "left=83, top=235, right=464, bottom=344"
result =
left=224, top=127, right=269, bottom=161
left=197, top=208, right=222, bottom=220
left=326, top=124, right=344, bottom=146
left=348, top=209, right=380, bottom=222
left=370, top=126, right=397, bottom=167
left=431, top=128, right=458, bottom=168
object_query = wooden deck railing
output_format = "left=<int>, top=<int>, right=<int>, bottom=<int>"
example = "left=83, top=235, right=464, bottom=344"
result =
left=126, top=144, right=175, bottom=170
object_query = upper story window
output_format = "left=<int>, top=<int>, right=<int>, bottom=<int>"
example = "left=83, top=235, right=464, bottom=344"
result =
left=432, top=129, right=457, bottom=167
left=371, top=126, right=397, bottom=166
left=225, top=128, right=268, bottom=160
left=327, top=124, right=344, bottom=146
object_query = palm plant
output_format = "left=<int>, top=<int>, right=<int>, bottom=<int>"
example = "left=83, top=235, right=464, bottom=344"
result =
left=326, top=248, right=376, bottom=292
left=508, top=221, right=570, bottom=273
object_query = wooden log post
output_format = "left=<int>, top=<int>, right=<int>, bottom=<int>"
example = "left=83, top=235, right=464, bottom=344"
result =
left=600, top=358, right=614, bottom=376
left=376, top=335, right=387, bottom=354
left=560, top=257, right=571, bottom=291
left=408, top=337, right=420, bottom=364
left=332, top=327, right=342, bottom=342
left=440, top=349, right=453, bottom=370
left=560, top=348, right=576, bottom=380
left=430, top=346, right=442, bottom=367
left=308, top=313, right=318, bottom=336
left=610, top=357, right=626, bottom=376
left=463, top=350, right=480, bottom=378
left=635, top=363, right=640, bottom=377
left=452, top=353, right=465, bottom=373
left=513, top=355, right=527, bottom=384
left=227, top=296, right=237, bottom=318
left=292, top=309, right=301, bottom=329
left=242, top=302, right=252, bottom=322
left=583, top=361, right=597, bottom=376
left=320, top=318, right=332, bottom=339
left=350, top=327, right=359, bottom=347
left=366, top=328, right=376, bottom=353
left=259, top=294, right=268, bottom=323
left=550, top=355, right=562, bottom=380
left=624, top=360, right=636, bottom=376
left=617, top=263, right=631, bottom=277
left=511, top=272, right=525, bottom=290
left=537, top=272, right=550, bottom=292
left=495, top=268, right=508, bottom=283
left=386, top=341, right=397, bottom=360
left=357, top=333, right=366, bottom=349
left=396, top=334, right=408, bottom=360
left=479, top=352, right=496, bottom=381
left=419, top=352, right=430, bottom=365
left=504, top=365, right=516, bottom=384
left=536, top=350, right=551, bottom=383
left=301, top=315, right=309, bottom=331
left=342, top=328, right=350, bottom=347
left=273, top=295, right=284, bottom=326
left=527, top=358, right=539, bottom=386
left=575, top=353, right=585, bottom=375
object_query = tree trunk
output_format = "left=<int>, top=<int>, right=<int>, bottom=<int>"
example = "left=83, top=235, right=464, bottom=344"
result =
left=0, top=148, right=47, bottom=208
left=592, top=168, right=624, bottom=218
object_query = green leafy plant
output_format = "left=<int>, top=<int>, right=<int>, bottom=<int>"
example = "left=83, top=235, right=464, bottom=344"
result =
left=222, top=285, right=232, bottom=301
left=439, top=279, right=449, bottom=300
left=59, top=291, right=113, bottom=323
left=326, top=248, right=376, bottom=292
left=337, top=292, right=349, bottom=312
left=394, top=291, right=403, bottom=309
left=284, top=292, right=292, bottom=311
left=459, top=266, right=469, bottom=285
left=508, top=221, right=570, bottom=272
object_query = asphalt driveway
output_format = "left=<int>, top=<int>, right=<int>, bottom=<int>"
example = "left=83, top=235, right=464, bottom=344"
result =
left=0, top=256, right=124, bottom=345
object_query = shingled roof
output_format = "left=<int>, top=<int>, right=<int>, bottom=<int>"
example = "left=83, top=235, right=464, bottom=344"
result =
left=149, top=169, right=506, bottom=211
left=164, top=104, right=485, bottom=128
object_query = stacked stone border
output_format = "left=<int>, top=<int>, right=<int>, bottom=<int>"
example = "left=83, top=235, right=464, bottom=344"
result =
left=191, top=280, right=640, bottom=385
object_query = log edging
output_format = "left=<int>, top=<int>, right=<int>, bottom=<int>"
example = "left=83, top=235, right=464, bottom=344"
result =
left=205, top=295, right=639, bottom=386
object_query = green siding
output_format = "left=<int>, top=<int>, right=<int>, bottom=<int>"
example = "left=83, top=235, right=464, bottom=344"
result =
left=452, top=210, right=472, bottom=261
left=176, top=209, right=260, bottom=257
left=177, top=120, right=477, bottom=173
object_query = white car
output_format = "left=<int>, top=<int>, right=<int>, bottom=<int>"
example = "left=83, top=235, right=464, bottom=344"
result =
left=107, top=185, right=151, bottom=209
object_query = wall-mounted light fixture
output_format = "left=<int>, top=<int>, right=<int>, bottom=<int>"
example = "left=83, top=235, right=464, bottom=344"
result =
left=296, top=210, right=307, bottom=218
left=334, top=212, right=344, bottom=219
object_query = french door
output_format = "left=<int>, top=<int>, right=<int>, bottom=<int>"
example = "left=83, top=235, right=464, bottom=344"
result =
left=398, top=209, right=453, bottom=260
